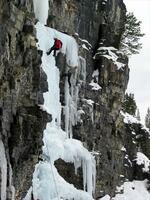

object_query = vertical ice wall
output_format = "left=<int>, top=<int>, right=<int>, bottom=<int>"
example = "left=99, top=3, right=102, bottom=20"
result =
left=33, top=0, right=49, bottom=25
left=64, top=56, right=87, bottom=137
left=30, top=1, right=96, bottom=199
left=64, top=72, right=79, bottom=138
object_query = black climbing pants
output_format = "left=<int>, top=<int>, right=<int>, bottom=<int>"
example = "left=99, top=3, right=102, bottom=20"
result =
left=47, top=46, right=59, bottom=56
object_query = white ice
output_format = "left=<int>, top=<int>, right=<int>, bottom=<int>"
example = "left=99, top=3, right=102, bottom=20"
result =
left=79, top=56, right=86, bottom=82
left=32, top=162, right=94, bottom=200
left=0, top=140, right=7, bottom=200
left=27, top=3, right=96, bottom=198
left=33, top=0, right=49, bottom=25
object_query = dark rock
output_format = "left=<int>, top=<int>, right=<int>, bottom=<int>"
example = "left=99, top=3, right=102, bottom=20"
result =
left=0, top=1, right=48, bottom=199
left=0, top=0, right=149, bottom=199
left=48, top=0, right=149, bottom=198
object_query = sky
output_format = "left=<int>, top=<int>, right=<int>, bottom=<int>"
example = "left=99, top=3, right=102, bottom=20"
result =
left=123, top=0, right=150, bottom=123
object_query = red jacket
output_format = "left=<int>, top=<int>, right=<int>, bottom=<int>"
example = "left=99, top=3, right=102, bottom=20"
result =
left=54, top=38, right=62, bottom=49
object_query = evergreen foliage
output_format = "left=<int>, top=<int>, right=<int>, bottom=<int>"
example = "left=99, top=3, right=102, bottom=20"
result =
left=122, top=93, right=137, bottom=116
left=145, top=107, right=150, bottom=130
left=120, top=12, right=145, bottom=55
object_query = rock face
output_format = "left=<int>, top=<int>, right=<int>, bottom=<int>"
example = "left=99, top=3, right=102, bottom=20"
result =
left=49, top=0, right=128, bottom=198
left=0, top=0, right=150, bottom=199
left=0, top=1, right=50, bottom=199
left=49, top=0, right=150, bottom=198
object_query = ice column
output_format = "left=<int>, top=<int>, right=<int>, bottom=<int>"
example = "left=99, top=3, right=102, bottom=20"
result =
left=33, top=0, right=49, bottom=25
left=0, top=140, right=7, bottom=200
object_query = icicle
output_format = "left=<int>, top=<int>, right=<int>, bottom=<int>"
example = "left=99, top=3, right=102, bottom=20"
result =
left=33, top=0, right=49, bottom=25
left=31, top=19, right=96, bottom=199
left=82, top=156, right=96, bottom=196
left=82, top=160, right=87, bottom=191
left=64, top=67, right=80, bottom=138
left=86, top=160, right=93, bottom=195
left=74, top=158, right=81, bottom=175
left=0, top=139, right=7, bottom=200
left=79, top=56, right=86, bottom=82
left=92, top=156, right=96, bottom=194
left=8, top=164, right=15, bottom=200
left=64, top=71, right=70, bottom=138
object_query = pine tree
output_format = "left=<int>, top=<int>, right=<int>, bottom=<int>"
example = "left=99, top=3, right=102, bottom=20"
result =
left=145, top=107, right=150, bottom=130
left=136, top=108, right=141, bottom=121
left=122, top=93, right=137, bottom=116
left=120, top=12, right=145, bottom=55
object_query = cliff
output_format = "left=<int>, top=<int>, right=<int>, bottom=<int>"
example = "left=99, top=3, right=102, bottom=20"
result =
left=0, top=0, right=149, bottom=200
left=0, top=1, right=50, bottom=199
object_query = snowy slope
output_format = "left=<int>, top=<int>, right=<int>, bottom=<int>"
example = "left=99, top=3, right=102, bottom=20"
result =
left=24, top=1, right=96, bottom=200
left=113, top=180, right=150, bottom=200
left=100, top=180, right=150, bottom=200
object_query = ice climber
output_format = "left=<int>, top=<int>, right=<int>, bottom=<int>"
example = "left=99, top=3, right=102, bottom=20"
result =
left=47, top=38, right=62, bottom=56
left=31, top=192, right=34, bottom=200
left=31, top=192, right=39, bottom=200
